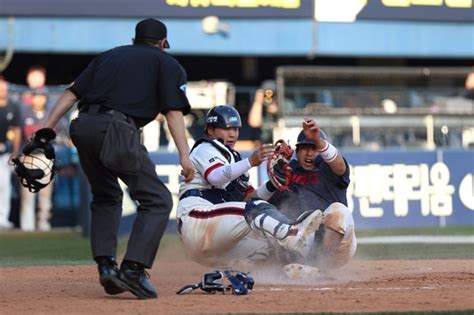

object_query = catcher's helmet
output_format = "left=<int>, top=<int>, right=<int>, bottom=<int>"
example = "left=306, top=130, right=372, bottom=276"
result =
left=11, top=128, right=57, bottom=193
left=296, top=129, right=327, bottom=147
left=205, top=105, right=241, bottom=129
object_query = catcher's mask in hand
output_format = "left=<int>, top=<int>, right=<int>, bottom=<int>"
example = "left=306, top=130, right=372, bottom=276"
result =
left=11, top=128, right=57, bottom=193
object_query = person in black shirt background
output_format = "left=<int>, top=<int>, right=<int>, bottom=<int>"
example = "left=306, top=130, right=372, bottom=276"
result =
left=465, top=71, right=474, bottom=100
left=0, top=76, right=22, bottom=230
left=43, top=18, right=194, bottom=299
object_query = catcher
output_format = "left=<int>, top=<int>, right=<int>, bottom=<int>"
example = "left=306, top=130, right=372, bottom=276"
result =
left=177, top=105, right=323, bottom=268
left=269, top=117, right=357, bottom=270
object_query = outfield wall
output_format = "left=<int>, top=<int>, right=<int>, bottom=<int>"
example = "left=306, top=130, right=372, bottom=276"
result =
left=113, top=149, right=473, bottom=234
left=343, top=149, right=473, bottom=229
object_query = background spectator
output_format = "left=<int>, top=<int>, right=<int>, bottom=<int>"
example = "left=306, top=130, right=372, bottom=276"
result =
left=464, top=71, right=474, bottom=100
left=19, top=91, right=54, bottom=231
left=22, top=65, right=49, bottom=108
left=0, top=76, right=22, bottom=230
left=248, top=80, right=280, bottom=145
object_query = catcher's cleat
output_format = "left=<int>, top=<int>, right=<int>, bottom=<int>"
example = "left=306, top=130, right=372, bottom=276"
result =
left=284, top=263, right=320, bottom=279
left=280, top=210, right=323, bottom=254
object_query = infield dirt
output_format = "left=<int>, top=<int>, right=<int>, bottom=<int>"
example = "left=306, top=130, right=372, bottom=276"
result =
left=1, top=257, right=473, bottom=314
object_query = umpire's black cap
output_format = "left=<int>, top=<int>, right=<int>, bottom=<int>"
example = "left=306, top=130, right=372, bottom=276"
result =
left=296, top=129, right=327, bottom=147
left=135, top=18, right=170, bottom=48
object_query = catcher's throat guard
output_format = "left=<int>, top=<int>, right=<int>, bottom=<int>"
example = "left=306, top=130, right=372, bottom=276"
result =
left=176, top=269, right=254, bottom=296
left=11, top=128, right=57, bottom=193
left=267, top=139, right=293, bottom=191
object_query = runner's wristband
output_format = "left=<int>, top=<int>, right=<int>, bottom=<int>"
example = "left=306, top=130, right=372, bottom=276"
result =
left=318, top=140, right=338, bottom=163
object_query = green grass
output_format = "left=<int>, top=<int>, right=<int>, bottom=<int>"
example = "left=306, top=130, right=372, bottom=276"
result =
left=0, top=230, right=126, bottom=266
left=356, top=243, right=474, bottom=260
left=356, top=225, right=474, bottom=237
left=354, top=226, right=474, bottom=259
left=0, top=231, right=186, bottom=267
left=0, top=226, right=472, bottom=267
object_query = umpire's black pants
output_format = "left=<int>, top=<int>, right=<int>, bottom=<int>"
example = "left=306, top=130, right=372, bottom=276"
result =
left=70, top=111, right=172, bottom=268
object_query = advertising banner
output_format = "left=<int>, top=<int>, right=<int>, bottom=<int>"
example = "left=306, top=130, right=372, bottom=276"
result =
left=315, top=0, right=474, bottom=22
left=346, top=150, right=473, bottom=229
left=0, top=0, right=313, bottom=18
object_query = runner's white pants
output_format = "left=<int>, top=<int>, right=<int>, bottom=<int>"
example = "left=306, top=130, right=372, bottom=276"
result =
left=313, top=202, right=357, bottom=269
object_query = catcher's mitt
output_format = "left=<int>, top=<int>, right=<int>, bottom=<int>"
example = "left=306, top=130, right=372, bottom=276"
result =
left=267, top=139, right=293, bottom=191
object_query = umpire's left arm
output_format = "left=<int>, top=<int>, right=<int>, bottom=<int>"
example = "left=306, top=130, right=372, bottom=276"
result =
left=44, top=90, right=77, bottom=129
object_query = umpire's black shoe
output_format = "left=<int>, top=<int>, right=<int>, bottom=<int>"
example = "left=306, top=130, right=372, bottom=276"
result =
left=119, top=261, right=157, bottom=299
left=95, top=256, right=126, bottom=295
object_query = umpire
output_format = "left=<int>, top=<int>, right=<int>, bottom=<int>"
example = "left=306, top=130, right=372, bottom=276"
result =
left=43, top=18, right=194, bottom=299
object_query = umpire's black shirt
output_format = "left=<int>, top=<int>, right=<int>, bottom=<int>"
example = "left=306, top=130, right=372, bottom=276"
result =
left=68, top=43, right=191, bottom=127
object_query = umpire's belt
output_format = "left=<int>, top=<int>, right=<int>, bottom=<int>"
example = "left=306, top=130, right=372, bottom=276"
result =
left=180, top=189, right=233, bottom=204
left=80, top=104, right=136, bottom=126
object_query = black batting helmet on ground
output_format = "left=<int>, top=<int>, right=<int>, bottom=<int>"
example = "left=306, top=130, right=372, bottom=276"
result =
left=205, top=105, right=242, bottom=129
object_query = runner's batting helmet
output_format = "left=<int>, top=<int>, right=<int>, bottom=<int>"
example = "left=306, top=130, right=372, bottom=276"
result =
left=205, top=105, right=242, bottom=129
left=296, top=129, right=327, bottom=147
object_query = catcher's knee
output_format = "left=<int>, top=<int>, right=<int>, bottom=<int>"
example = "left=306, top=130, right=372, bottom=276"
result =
left=244, top=199, right=289, bottom=225
left=244, top=199, right=292, bottom=239
left=244, top=199, right=265, bottom=224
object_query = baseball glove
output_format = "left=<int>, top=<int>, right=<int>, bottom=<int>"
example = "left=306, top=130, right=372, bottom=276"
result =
left=267, top=139, right=293, bottom=191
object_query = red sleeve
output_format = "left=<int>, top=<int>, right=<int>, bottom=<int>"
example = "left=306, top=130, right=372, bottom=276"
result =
left=203, top=162, right=224, bottom=182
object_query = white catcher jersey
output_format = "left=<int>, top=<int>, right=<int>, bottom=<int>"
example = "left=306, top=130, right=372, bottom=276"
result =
left=178, top=139, right=250, bottom=198
left=177, top=139, right=269, bottom=266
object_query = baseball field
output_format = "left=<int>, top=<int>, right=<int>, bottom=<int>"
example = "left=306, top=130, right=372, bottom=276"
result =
left=1, top=226, right=473, bottom=314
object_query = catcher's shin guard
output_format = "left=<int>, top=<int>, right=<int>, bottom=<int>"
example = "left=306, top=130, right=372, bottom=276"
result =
left=244, top=200, right=292, bottom=240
